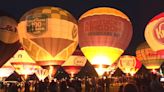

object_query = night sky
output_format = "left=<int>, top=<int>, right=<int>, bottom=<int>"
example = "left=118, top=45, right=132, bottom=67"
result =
left=0, top=0, right=164, bottom=56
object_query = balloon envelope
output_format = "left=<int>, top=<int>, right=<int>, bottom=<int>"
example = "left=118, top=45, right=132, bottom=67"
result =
left=78, top=7, right=133, bottom=67
left=145, top=12, right=164, bottom=52
left=62, top=50, right=87, bottom=76
left=11, top=48, right=40, bottom=76
left=0, top=16, right=20, bottom=67
left=118, top=55, right=141, bottom=75
left=17, top=6, right=78, bottom=66
left=136, top=42, right=164, bottom=69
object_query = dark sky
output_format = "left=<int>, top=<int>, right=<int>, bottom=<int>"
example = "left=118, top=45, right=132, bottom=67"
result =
left=0, top=0, right=164, bottom=56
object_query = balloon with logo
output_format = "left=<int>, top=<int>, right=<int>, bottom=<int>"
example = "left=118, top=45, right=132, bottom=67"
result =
left=11, top=48, right=40, bottom=81
left=62, top=49, right=87, bottom=77
left=136, top=42, right=164, bottom=73
left=78, top=7, right=133, bottom=76
left=0, top=57, right=15, bottom=81
left=118, top=55, right=142, bottom=76
left=0, top=13, right=20, bottom=67
left=17, top=6, right=78, bottom=81
left=145, top=13, right=164, bottom=55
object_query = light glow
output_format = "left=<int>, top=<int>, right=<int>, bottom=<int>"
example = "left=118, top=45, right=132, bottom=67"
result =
left=35, top=69, right=49, bottom=81
left=81, top=46, right=123, bottom=65
left=48, top=66, right=53, bottom=81
left=95, top=64, right=107, bottom=76
left=0, top=68, right=14, bottom=78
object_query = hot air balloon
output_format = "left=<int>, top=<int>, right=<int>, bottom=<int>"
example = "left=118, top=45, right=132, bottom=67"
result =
left=78, top=7, right=133, bottom=76
left=62, top=49, right=87, bottom=77
left=145, top=12, right=164, bottom=55
left=0, top=57, right=14, bottom=81
left=118, top=55, right=142, bottom=76
left=136, top=42, right=164, bottom=71
left=35, top=69, right=49, bottom=82
left=11, top=48, right=40, bottom=80
left=17, top=6, right=78, bottom=80
left=0, top=14, right=20, bottom=67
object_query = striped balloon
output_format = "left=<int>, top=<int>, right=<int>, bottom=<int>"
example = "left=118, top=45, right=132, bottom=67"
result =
left=17, top=6, right=78, bottom=67
left=136, top=42, right=164, bottom=70
left=118, top=55, right=141, bottom=75
left=78, top=7, right=133, bottom=69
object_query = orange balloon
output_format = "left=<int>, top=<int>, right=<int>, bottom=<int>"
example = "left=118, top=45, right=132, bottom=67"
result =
left=136, top=42, right=164, bottom=70
left=17, top=6, right=78, bottom=67
left=118, top=55, right=141, bottom=75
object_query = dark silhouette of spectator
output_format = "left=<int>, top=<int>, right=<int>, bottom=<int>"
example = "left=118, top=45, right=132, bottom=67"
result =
left=123, top=83, right=139, bottom=92
left=25, top=81, right=30, bottom=92
left=150, top=74, right=164, bottom=92
left=8, top=83, right=18, bottom=92
left=38, top=81, right=47, bottom=92
left=34, top=81, right=39, bottom=92
left=91, top=77, right=96, bottom=92
left=85, top=78, right=90, bottom=92
left=66, top=79, right=76, bottom=92
left=66, top=86, right=76, bottom=92
left=74, top=78, right=82, bottom=92
left=105, top=77, right=110, bottom=92
left=60, top=79, right=67, bottom=92
left=49, top=80, right=57, bottom=92
left=118, top=85, right=123, bottom=92
left=97, top=79, right=103, bottom=92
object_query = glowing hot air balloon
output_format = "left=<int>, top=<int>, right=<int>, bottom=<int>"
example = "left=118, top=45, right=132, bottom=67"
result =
left=0, top=57, right=14, bottom=81
left=0, top=15, right=20, bottom=67
left=17, top=6, right=78, bottom=80
left=78, top=7, right=133, bottom=76
left=35, top=69, right=49, bottom=82
left=145, top=12, right=164, bottom=55
left=136, top=42, right=164, bottom=70
left=17, top=6, right=78, bottom=66
left=11, top=48, right=40, bottom=80
left=118, top=55, right=141, bottom=76
left=62, top=49, right=87, bottom=77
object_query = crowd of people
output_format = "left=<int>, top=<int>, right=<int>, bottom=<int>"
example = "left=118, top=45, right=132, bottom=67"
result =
left=0, top=73, right=163, bottom=92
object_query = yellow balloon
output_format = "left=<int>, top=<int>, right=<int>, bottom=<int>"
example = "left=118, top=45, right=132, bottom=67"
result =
left=18, top=6, right=78, bottom=66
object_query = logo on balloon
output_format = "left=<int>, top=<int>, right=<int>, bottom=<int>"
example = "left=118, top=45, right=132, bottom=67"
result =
left=72, top=25, right=77, bottom=39
left=82, top=16, right=122, bottom=37
left=74, top=57, right=84, bottom=66
left=0, top=25, right=16, bottom=32
left=153, top=19, right=164, bottom=44
left=26, top=14, right=48, bottom=35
